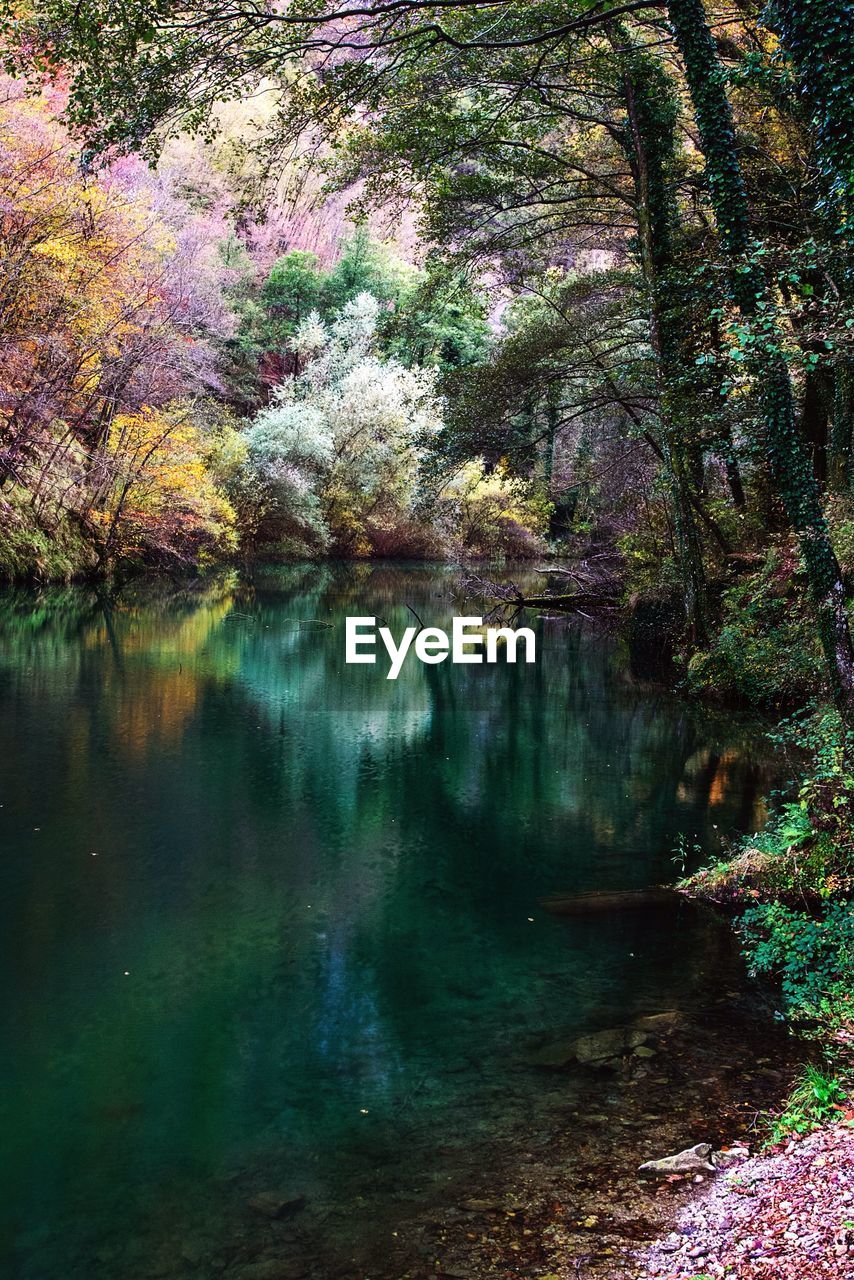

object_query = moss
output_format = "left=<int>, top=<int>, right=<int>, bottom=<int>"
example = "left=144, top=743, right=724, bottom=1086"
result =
left=0, top=489, right=98, bottom=583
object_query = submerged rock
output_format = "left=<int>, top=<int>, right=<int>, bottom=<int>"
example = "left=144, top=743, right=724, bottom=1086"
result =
left=247, top=1192, right=307, bottom=1219
left=639, top=1143, right=717, bottom=1177
left=528, top=1010, right=685, bottom=1069
left=574, top=1026, right=649, bottom=1064
left=633, top=1011, right=684, bottom=1033
left=540, top=889, right=681, bottom=916
left=459, top=1197, right=503, bottom=1213
left=527, top=1037, right=582, bottom=1068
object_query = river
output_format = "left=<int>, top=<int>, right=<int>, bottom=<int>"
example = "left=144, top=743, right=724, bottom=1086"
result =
left=0, top=564, right=795, bottom=1279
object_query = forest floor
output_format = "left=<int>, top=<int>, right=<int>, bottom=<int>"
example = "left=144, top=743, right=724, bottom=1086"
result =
left=639, top=1120, right=854, bottom=1279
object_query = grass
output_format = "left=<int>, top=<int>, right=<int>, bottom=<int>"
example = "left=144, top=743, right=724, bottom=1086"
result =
left=0, top=488, right=97, bottom=582
left=767, top=1064, right=848, bottom=1143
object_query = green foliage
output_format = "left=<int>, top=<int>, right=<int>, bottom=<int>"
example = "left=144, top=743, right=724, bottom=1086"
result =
left=767, top=1064, right=848, bottom=1141
left=826, top=495, right=854, bottom=577
left=381, top=270, right=491, bottom=372
left=739, top=901, right=854, bottom=1016
left=320, top=225, right=414, bottom=314
left=237, top=290, right=449, bottom=558
left=686, top=707, right=854, bottom=903
left=243, top=232, right=484, bottom=393
left=0, top=488, right=96, bottom=583
left=765, top=0, right=854, bottom=231
left=260, top=250, right=322, bottom=348
left=433, top=460, right=550, bottom=560
left=685, top=552, right=822, bottom=707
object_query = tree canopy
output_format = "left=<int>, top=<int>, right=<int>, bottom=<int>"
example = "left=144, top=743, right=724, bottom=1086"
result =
left=2, top=0, right=854, bottom=709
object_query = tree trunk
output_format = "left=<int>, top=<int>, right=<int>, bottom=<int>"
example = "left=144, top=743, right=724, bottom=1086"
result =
left=829, top=359, right=854, bottom=492
left=801, top=366, right=830, bottom=482
left=618, top=33, right=711, bottom=644
left=766, top=0, right=854, bottom=225
left=667, top=0, right=854, bottom=712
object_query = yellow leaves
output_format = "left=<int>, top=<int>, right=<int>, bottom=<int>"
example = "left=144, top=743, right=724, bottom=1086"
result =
left=1, top=83, right=178, bottom=437
left=105, top=403, right=238, bottom=558
left=0, top=84, right=237, bottom=568
left=29, top=237, right=81, bottom=264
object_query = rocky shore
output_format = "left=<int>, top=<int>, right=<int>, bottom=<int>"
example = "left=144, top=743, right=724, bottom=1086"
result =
left=297, top=999, right=804, bottom=1280
left=641, top=1122, right=854, bottom=1279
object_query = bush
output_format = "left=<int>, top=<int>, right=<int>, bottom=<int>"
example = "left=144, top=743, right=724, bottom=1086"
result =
left=685, top=549, right=822, bottom=707
left=739, top=900, right=854, bottom=1019
left=434, top=460, right=550, bottom=559
left=0, top=488, right=97, bottom=582
left=688, top=709, right=854, bottom=902
left=768, top=1064, right=848, bottom=1142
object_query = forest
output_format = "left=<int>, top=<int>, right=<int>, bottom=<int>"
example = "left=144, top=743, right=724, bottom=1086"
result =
left=1, top=0, right=853, bottom=712
left=1, top=0, right=853, bottom=1274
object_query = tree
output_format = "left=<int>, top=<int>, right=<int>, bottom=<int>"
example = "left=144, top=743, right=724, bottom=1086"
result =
left=381, top=268, right=491, bottom=371
left=6, top=0, right=854, bottom=702
left=0, top=77, right=243, bottom=573
left=320, top=225, right=414, bottom=313
left=241, top=291, right=443, bottom=555
left=260, top=250, right=322, bottom=349
left=666, top=0, right=854, bottom=706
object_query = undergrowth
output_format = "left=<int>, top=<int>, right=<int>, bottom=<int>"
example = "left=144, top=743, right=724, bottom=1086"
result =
left=0, top=489, right=97, bottom=582
left=766, top=1064, right=848, bottom=1143
left=684, top=706, right=854, bottom=1139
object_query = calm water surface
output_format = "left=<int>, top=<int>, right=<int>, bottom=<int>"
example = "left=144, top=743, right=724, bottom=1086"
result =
left=0, top=564, right=780, bottom=1279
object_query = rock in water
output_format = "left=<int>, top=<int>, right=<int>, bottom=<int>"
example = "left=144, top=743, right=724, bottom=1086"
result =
left=247, top=1192, right=307, bottom=1219
left=528, top=1025, right=650, bottom=1067
left=573, top=1026, right=649, bottom=1063
left=540, top=889, right=680, bottom=916
left=639, top=1143, right=717, bottom=1177
left=526, top=1037, right=581, bottom=1069
left=527, top=1010, right=684, bottom=1068
left=632, top=1011, right=684, bottom=1033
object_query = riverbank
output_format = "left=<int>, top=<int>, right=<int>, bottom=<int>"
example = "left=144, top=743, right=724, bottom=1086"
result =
left=634, top=711, right=854, bottom=1280
left=642, top=1121, right=854, bottom=1278
left=266, top=988, right=802, bottom=1280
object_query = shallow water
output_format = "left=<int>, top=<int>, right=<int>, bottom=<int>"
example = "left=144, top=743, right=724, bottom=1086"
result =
left=0, top=564, right=785, bottom=1279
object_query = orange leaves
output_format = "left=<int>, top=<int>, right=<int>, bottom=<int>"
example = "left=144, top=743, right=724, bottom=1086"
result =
left=104, top=405, right=238, bottom=563
left=0, top=77, right=239, bottom=570
left=0, top=79, right=176, bottom=453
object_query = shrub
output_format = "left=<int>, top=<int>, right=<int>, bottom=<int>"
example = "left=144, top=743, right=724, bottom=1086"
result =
left=0, top=487, right=97, bottom=582
left=768, top=1065, right=848, bottom=1142
left=739, top=900, right=854, bottom=1019
left=685, top=549, right=822, bottom=707
left=434, top=460, right=550, bottom=559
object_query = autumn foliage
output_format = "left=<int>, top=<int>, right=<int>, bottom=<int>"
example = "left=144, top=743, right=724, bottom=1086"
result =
left=0, top=79, right=239, bottom=575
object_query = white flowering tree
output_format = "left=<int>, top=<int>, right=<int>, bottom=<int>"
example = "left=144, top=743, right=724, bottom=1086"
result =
left=243, top=292, right=443, bottom=554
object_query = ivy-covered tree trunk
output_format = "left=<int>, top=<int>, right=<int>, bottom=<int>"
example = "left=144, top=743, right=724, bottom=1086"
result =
left=766, top=0, right=854, bottom=225
left=801, top=366, right=831, bottom=482
left=829, top=360, right=854, bottom=491
left=618, top=35, right=710, bottom=645
left=667, top=0, right=854, bottom=712
left=721, top=425, right=747, bottom=509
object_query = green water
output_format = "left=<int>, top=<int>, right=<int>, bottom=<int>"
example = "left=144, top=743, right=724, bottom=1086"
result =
left=0, top=564, right=779, bottom=1279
